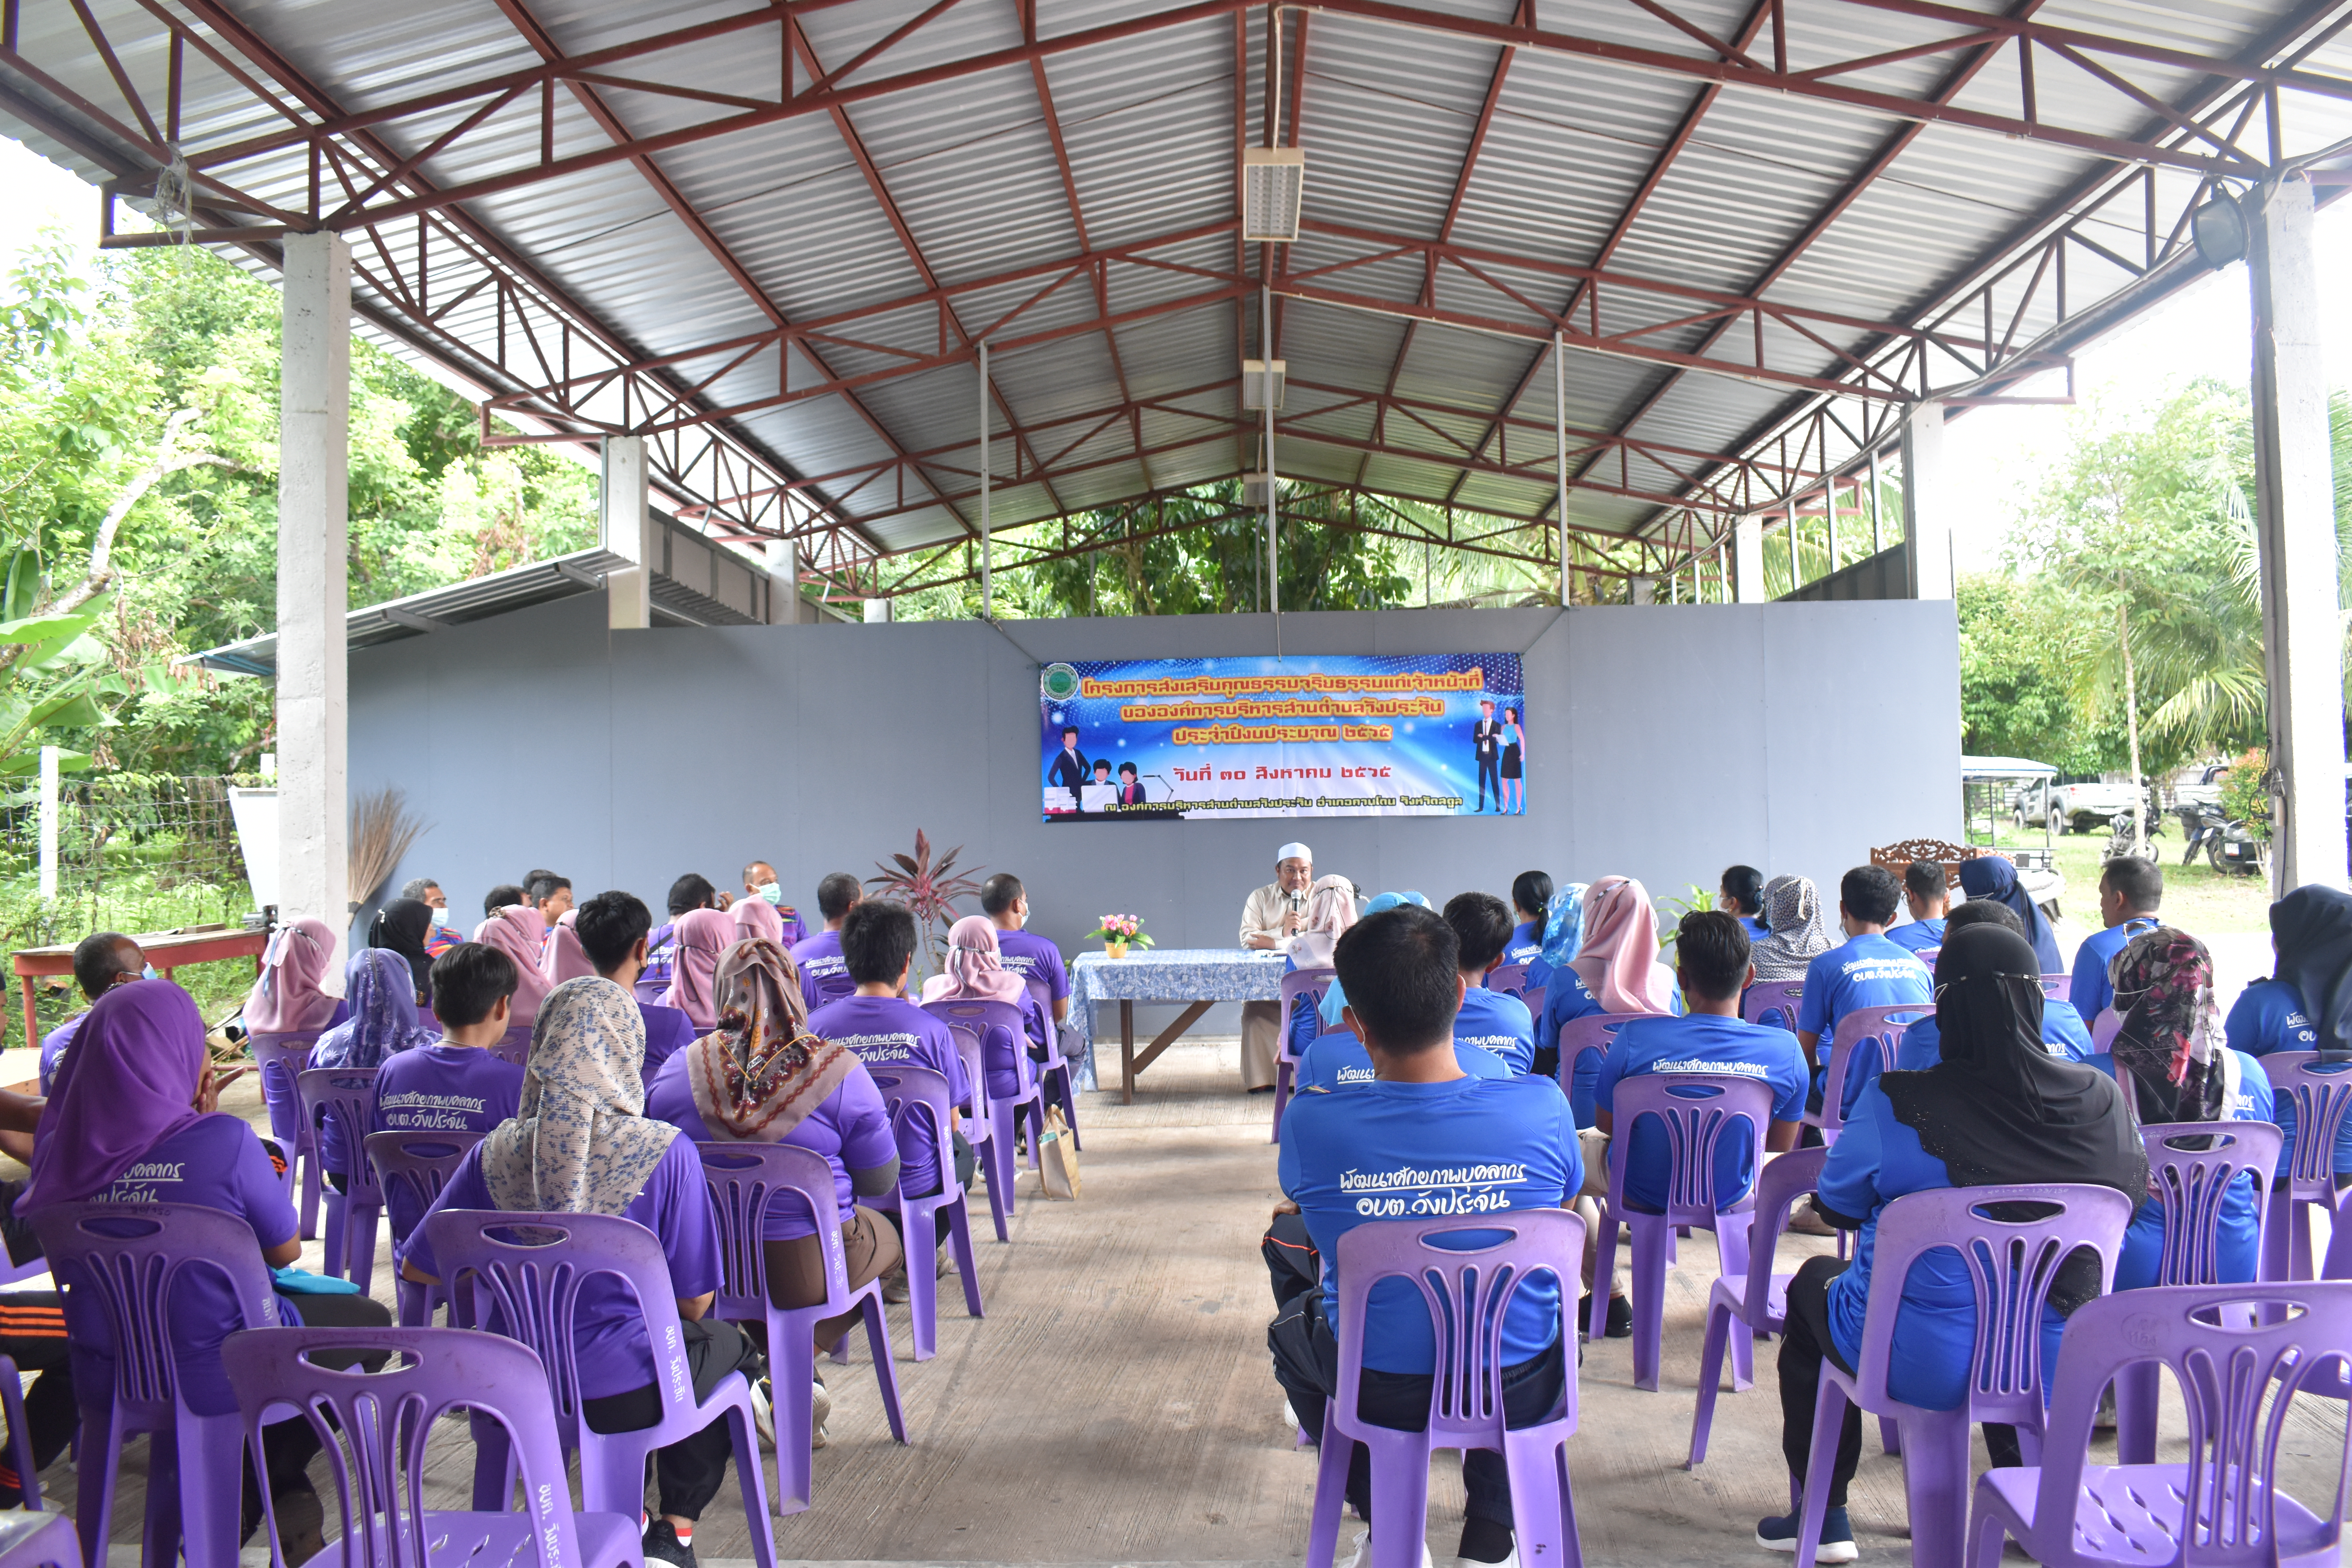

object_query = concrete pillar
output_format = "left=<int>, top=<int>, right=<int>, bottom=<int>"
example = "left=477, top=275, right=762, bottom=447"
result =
left=277, top=231, right=350, bottom=950
left=2248, top=175, right=2345, bottom=891
left=766, top=538, right=804, bottom=624
left=603, top=436, right=653, bottom=630
left=1899, top=401, right=1956, bottom=600
left=864, top=597, right=893, bottom=624
left=1628, top=575, right=1655, bottom=606
left=1733, top=516, right=1766, bottom=603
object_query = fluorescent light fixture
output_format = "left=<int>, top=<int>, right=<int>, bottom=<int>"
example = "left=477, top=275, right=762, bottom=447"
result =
left=1243, top=471, right=1278, bottom=508
left=1242, top=359, right=1286, bottom=410
left=1242, top=147, right=1305, bottom=242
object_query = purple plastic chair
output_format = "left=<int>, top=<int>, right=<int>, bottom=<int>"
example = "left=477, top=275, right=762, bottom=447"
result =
left=693, top=1141, right=907, bottom=1516
left=0, top=1355, right=39, bottom=1515
left=1687, top=1146, right=1827, bottom=1466
left=2328, top=1186, right=2352, bottom=1280
left=364, top=1128, right=485, bottom=1325
left=1589, top=1073, right=1775, bottom=1389
left=2111, top=1119, right=2283, bottom=1465
left=29, top=1200, right=290, bottom=1568
left=248, top=1026, right=330, bottom=1239
left=0, top=1512, right=78, bottom=1568
left=1305, top=1209, right=1588, bottom=1568
left=1967, top=1281, right=2352, bottom=1568
left=2039, top=974, right=2068, bottom=999
left=1553, top=1013, right=1643, bottom=1100
left=2256, top=1053, right=2352, bottom=1281
left=1273, top=966, right=1336, bottom=1144
left=1791, top=1182, right=2135, bottom=1568
left=1806, top=1003, right=1929, bottom=1146
left=297, top=1065, right=386, bottom=1290
left=2088, top=1007, right=2121, bottom=1050
left=492, top=1022, right=533, bottom=1066
left=423, top=1207, right=778, bottom=1559
left=926, top=998, right=1044, bottom=1213
left=1024, top=976, right=1083, bottom=1152
left=1742, top=982, right=1804, bottom=1035
left=221, top=1325, right=643, bottom=1568
left=1488, top=962, right=1533, bottom=1004
left=947, top=1028, right=1011, bottom=1241
left=866, top=1065, right=985, bottom=1360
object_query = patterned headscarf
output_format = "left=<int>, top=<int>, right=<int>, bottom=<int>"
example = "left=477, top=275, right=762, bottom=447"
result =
left=920, top=915, right=1029, bottom=1007
left=1538, top=884, right=1589, bottom=972
left=1287, top=875, right=1360, bottom=970
left=479, top=977, right=679, bottom=1217
left=2108, top=926, right=2224, bottom=1123
left=662, top=907, right=736, bottom=1029
left=1751, top=875, right=1835, bottom=983
left=244, top=916, right=341, bottom=1033
left=312, top=948, right=437, bottom=1071
left=686, top=938, right=858, bottom=1141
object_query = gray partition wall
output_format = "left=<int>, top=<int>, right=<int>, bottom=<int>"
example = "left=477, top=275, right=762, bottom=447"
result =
left=349, top=595, right=1958, bottom=1028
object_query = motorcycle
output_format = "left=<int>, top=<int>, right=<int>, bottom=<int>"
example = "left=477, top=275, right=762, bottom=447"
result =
left=2176, top=799, right=2263, bottom=875
left=2103, top=792, right=2164, bottom=863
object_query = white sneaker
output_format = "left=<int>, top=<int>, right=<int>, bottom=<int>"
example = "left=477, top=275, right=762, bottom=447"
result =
left=810, top=1379, right=831, bottom=1450
left=1342, top=1530, right=1434, bottom=1568
left=1457, top=1551, right=1517, bottom=1568
left=748, top=1377, right=775, bottom=1450
left=881, top=1267, right=911, bottom=1305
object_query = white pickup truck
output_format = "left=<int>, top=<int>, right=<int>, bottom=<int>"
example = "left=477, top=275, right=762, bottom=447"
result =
left=2013, top=778, right=2142, bottom=834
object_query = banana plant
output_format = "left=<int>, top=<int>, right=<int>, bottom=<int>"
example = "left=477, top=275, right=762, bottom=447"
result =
left=0, top=548, right=111, bottom=778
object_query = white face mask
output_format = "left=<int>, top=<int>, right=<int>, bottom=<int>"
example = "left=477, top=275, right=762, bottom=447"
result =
left=428, top=906, right=452, bottom=927
left=757, top=882, right=783, bottom=906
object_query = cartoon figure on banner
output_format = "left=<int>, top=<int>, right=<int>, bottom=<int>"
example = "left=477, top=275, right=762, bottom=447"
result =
left=1047, top=724, right=1088, bottom=815
left=1116, top=762, right=1146, bottom=806
left=1501, top=704, right=1526, bottom=815
left=1472, top=697, right=1504, bottom=813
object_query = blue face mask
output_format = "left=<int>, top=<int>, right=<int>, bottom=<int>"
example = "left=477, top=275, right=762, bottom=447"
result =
left=141, top=964, right=160, bottom=982
left=757, top=882, right=783, bottom=906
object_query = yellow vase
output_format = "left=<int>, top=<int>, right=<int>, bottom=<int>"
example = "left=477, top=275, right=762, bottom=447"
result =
left=1105, top=940, right=1128, bottom=958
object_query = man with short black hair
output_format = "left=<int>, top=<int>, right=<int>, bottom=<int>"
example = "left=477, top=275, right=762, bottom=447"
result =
left=2069, top=857, right=2163, bottom=1022
left=1267, top=904, right=1578, bottom=1567
left=791, top=873, right=865, bottom=1012
left=740, top=860, right=806, bottom=947
left=1894, top=900, right=2094, bottom=1067
left=1795, top=867, right=1931, bottom=1120
left=483, top=884, right=525, bottom=920
left=980, top=873, right=1069, bottom=1025
left=371, top=942, right=526, bottom=1242
left=639, top=874, right=720, bottom=1003
left=577, top=890, right=698, bottom=1084
left=526, top=874, right=573, bottom=931
left=40, top=932, right=145, bottom=1094
left=1886, top=862, right=1949, bottom=956
left=1443, top=892, right=1537, bottom=1074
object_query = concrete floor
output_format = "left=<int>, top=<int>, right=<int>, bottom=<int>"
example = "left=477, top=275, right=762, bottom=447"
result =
left=31, top=1037, right=2350, bottom=1567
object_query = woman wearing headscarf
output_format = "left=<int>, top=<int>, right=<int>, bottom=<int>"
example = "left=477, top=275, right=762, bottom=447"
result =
left=1955, top=855, right=2062, bottom=974
left=541, top=909, right=598, bottom=987
left=34, top=979, right=393, bottom=1554
left=1750, top=875, right=1835, bottom=984
left=646, top=937, right=900, bottom=1438
left=2227, top=883, right=2352, bottom=1189
left=2091, top=927, right=2273, bottom=1290
left=1536, top=876, right=1679, bottom=1125
left=399, top=978, right=754, bottom=1568
left=368, top=898, right=437, bottom=1011
left=308, top=947, right=440, bottom=1194
left=921, top=914, right=1054, bottom=1103
left=662, top=906, right=737, bottom=1034
left=732, top=895, right=786, bottom=949
left=1759, top=925, right=2146, bottom=1561
left=474, top=904, right=554, bottom=1027
left=244, top=916, right=347, bottom=1035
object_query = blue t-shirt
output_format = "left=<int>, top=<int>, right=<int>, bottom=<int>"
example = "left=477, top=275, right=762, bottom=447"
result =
left=1295, top=1034, right=1511, bottom=1093
left=1597, top=1014, right=1807, bottom=1212
left=643, top=1049, right=898, bottom=1240
left=399, top=1134, right=719, bottom=1402
left=1894, top=1000, right=2094, bottom=1071
left=37, top=1012, right=85, bottom=1094
left=370, top=1043, right=526, bottom=1240
left=2224, top=977, right=2351, bottom=1179
left=1539, top=965, right=1683, bottom=1127
left=1278, top=1076, right=1579, bottom=1374
left=1455, top=985, right=1537, bottom=1076
left=2085, top=1050, right=2272, bottom=1291
left=791, top=931, right=852, bottom=1013
left=1504, top=921, right=1544, bottom=969
left=1817, top=1083, right=2075, bottom=1411
left=1739, top=915, right=1769, bottom=941
left=1797, top=935, right=1933, bottom=1116
left=807, top=994, right=971, bottom=1199
left=2069, top=916, right=2160, bottom=1023
left=1886, top=918, right=1945, bottom=956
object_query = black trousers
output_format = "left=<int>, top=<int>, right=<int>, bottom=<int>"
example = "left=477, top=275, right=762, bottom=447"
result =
left=581, top=1317, right=764, bottom=1522
left=1263, top=1214, right=1567, bottom=1527
left=1477, top=757, right=1501, bottom=808
left=242, top=1292, right=395, bottom=1540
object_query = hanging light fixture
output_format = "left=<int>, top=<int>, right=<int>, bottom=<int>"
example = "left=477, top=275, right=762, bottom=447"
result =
left=1241, top=147, right=1306, bottom=241
left=1241, top=358, right=1286, bottom=409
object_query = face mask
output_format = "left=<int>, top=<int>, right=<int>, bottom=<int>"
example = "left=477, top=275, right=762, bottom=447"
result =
left=757, top=882, right=783, bottom=906
left=140, top=964, right=159, bottom=982
left=428, top=906, right=451, bottom=927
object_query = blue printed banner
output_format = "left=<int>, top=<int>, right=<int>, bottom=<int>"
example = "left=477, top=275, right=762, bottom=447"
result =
left=1037, top=653, right=1527, bottom=821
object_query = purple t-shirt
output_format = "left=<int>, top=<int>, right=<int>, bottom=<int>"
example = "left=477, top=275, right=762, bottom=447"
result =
left=399, top=1134, right=719, bottom=1401
left=370, top=1044, right=526, bottom=1239
left=643, top=1050, right=898, bottom=1240
left=996, top=930, right=1070, bottom=1005
left=638, top=1002, right=697, bottom=1086
left=38, top=1013, right=85, bottom=1094
left=636, top=921, right=680, bottom=1005
left=69, top=1115, right=299, bottom=1416
left=806, top=995, right=971, bottom=1199
left=790, top=931, right=852, bottom=1013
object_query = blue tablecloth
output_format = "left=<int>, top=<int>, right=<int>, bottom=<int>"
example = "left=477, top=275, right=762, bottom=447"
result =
left=1069, top=947, right=1292, bottom=1051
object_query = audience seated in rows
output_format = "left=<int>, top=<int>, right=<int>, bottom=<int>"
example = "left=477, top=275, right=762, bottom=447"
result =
left=663, top=907, right=737, bottom=1034
left=310, top=947, right=439, bottom=1194
left=2069, top=856, right=2162, bottom=1020
left=1542, top=875, right=1680, bottom=1127
left=2229, top=883, right=2352, bottom=1186
left=791, top=872, right=863, bottom=1011
left=983, top=873, right=1073, bottom=1027
left=1751, top=875, right=1833, bottom=984
left=921, top=916, right=1054, bottom=1089
left=579, top=891, right=699, bottom=1085
left=641, top=873, right=721, bottom=1004
left=1505, top=871, right=1552, bottom=968
left=397, top=876, right=461, bottom=956
left=526, top=872, right=574, bottom=935
left=474, top=905, right=553, bottom=1026
left=368, top=898, right=439, bottom=1009
left=1885, top=862, right=1947, bottom=957
left=370, top=942, right=526, bottom=1244
left=1718, top=865, right=1768, bottom=942
left=1893, top=902, right=2092, bottom=1067
left=1445, top=893, right=1537, bottom=1075
left=1796, top=867, right=1933, bottom=1127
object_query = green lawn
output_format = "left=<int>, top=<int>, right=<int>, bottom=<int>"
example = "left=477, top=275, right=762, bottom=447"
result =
left=1985, top=824, right=2269, bottom=935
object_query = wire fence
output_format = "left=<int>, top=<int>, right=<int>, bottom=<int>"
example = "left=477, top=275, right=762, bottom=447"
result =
left=0, top=771, right=259, bottom=958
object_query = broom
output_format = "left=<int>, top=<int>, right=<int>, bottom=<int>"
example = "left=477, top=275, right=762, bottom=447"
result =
left=348, top=786, right=428, bottom=912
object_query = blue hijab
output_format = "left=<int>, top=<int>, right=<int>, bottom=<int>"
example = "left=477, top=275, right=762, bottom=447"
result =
left=1956, top=857, right=2062, bottom=974
left=1535, top=883, right=1589, bottom=976
left=312, top=948, right=436, bottom=1071
left=1317, top=891, right=1430, bottom=1029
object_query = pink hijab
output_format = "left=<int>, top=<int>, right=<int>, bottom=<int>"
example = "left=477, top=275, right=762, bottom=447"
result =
left=663, top=906, right=737, bottom=1029
left=1287, top=875, right=1359, bottom=970
left=732, top=897, right=785, bottom=948
left=244, top=916, right=341, bottom=1032
left=1568, top=876, right=1677, bottom=1015
left=920, top=915, right=1028, bottom=1007
left=475, top=906, right=554, bottom=1025
left=542, top=909, right=597, bottom=986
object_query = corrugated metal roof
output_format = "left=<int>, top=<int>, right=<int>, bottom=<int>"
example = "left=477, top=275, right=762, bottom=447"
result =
left=6, top=0, right=2347, bottom=584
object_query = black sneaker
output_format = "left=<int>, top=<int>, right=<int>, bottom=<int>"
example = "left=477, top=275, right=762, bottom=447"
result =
left=1578, top=1294, right=1635, bottom=1339
left=643, top=1521, right=696, bottom=1568
left=1755, top=1506, right=1857, bottom=1563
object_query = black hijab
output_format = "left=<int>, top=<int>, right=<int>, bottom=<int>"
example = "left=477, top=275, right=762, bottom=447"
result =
left=1955, top=857, right=2061, bottom=973
left=2270, top=885, right=2352, bottom=1060
left=1880, top=925, right=2148, bottom=1312
left=370, top=898, right=436, bottom=1009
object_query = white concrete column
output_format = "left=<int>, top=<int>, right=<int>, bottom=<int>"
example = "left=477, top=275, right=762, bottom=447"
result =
left=766, top=538, right=804, bottom=624
left=277, top=231, right=350, bottom=949
left=1899, top=401, right=1956, bottom=600
left=603, top=435, right=653, bottom=630
left=1733, top=516, right=1766, bottom=603
left=864, top=597, right=893, bottom=624
left=2248, top=174, right=2345, bottom=891
left=1628, top=575, right=1655, bottom=606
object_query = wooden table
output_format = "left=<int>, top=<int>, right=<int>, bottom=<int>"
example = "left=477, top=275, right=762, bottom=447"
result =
left=13, top=923, right=269, bottom=1049
left=1069, top=947, right=1290, bottom=1104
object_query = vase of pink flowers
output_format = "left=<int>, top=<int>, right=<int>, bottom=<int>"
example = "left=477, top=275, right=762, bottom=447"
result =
left=1085, top=913, right=1153, bottom=958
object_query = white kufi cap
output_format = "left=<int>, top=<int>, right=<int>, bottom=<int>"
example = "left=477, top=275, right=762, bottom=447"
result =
left=1277, top=842, right=1312, bottom=864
